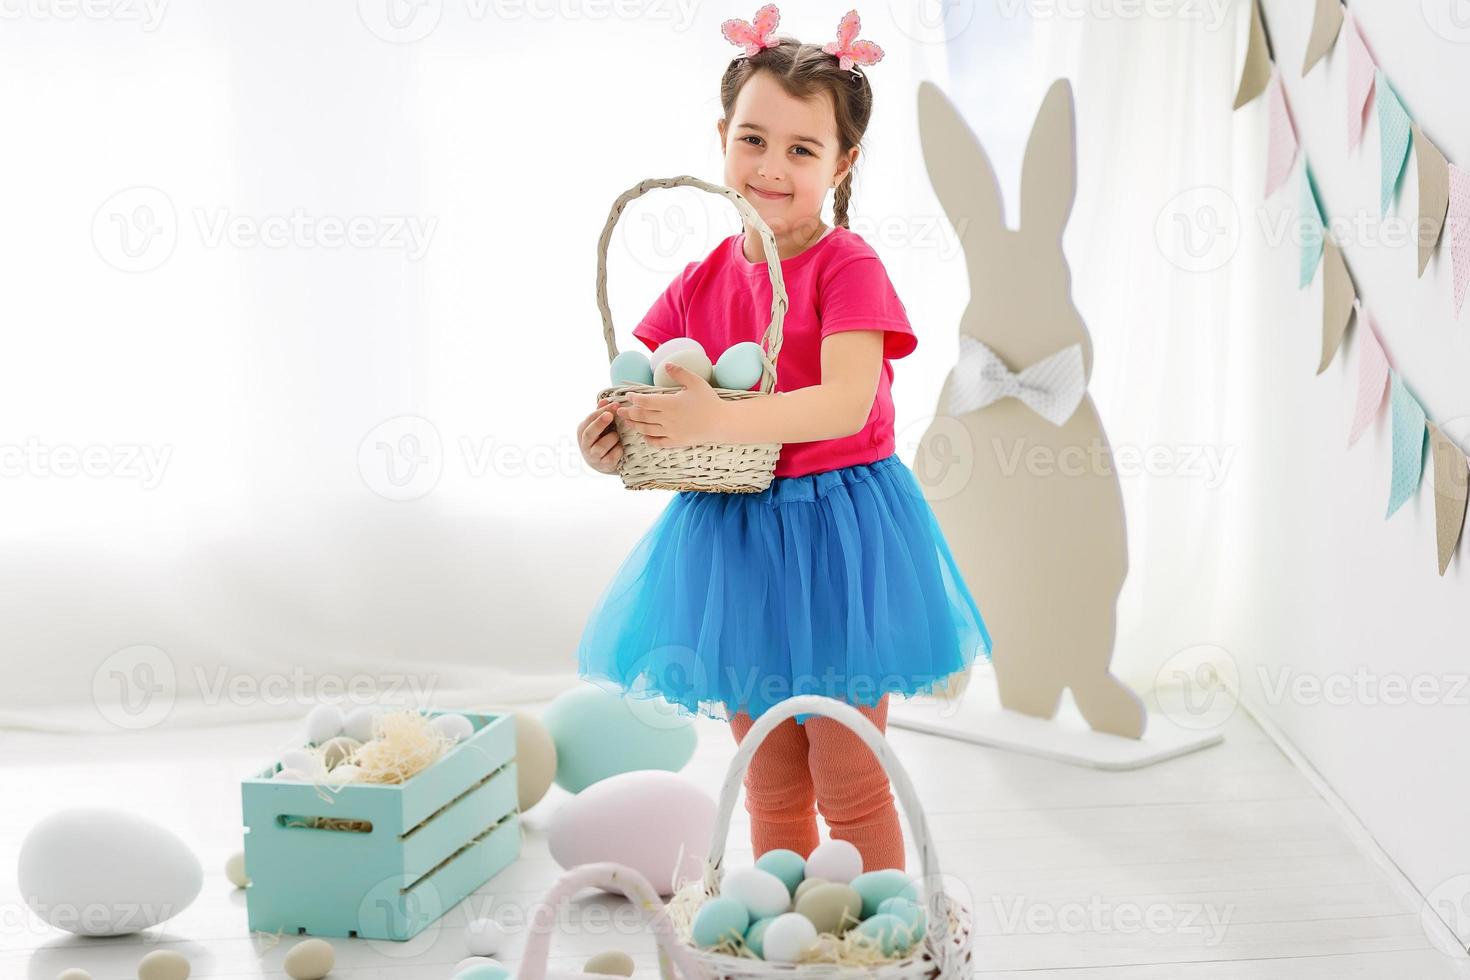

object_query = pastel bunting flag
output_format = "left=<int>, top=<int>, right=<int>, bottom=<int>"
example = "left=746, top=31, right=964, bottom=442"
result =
left=1348, top=304, right=1389, bottom=447
left=1300, top=166, right=1325, bottom=288
left=1234, top=0, right=1272, bottom=110
left=1345, top=16, right=1376, bottom=153
left=1265, top=72, right=1299, bottom=198
left=1386, top=372, right=1427, bottom=519
left=1376, top=70, right=1412, bottom=216
left=1414, top=124, right=1451, bottom=278
left=1449, top=163, right=1470, bottom=317
left=1319, top=239, right=1356, bottom=374
left=1303, top=0, right=1344, bottom=76
left=1428, top=422, right=1469, bottom=576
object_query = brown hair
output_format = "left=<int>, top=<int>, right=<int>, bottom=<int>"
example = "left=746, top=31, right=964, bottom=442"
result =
left=719, top=37, right=874, bottom=229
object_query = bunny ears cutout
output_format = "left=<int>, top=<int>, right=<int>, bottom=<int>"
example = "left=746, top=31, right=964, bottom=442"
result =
left=721, top=5, right=885, bottom=78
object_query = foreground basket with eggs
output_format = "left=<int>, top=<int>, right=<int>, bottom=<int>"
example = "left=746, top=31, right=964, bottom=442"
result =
left=595, top=175, right=788, bottom=494
left=662, top=695, right=974, bottom=979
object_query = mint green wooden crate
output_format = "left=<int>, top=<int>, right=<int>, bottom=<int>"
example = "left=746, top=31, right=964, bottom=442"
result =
left=241, top=709, right=520, bottom=941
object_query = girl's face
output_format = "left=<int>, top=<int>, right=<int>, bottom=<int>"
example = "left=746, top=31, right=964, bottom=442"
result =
left=718, top=70, right=858, bottom=243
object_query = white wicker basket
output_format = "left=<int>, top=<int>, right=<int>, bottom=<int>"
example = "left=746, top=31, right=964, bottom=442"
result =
left=667, top=695, right=974, bottom=979
left=595, top=175, right=788, bottom=494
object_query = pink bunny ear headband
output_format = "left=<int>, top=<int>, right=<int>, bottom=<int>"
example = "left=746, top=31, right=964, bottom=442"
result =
left=721, top=5, right=885, bottom=79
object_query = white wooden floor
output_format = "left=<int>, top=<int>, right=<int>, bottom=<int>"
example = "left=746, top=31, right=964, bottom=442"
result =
left=3, top=694, right=1468, bottom=979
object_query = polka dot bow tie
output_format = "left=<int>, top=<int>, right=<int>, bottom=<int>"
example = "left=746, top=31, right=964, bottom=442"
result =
left=945, top=335, right=1087, bottom=427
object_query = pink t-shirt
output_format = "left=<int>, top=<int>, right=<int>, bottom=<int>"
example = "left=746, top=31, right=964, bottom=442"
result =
left=632, top=225, right=917, bottom=479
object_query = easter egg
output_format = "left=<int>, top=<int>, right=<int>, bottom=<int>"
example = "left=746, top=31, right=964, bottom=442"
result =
left=754, top=848, right=805, bottom=896
left=650, top=337, right=704, bottom=375
left=610, top=350, right=655, bottom=387
left=852, top=912, right=918, bottom=956
left=319, top=735, right=360, bottom=770
left=279, top=747, right=317, bottom=775
left=806, top=839, right=862, bottom=884
left=878, top=896, right=927, bottom=938
left=793, top=877, right=829, bottom=903
left=224, top=850, right=249, bottom=888
left=851, top=869, right=918, bottom=918
left=691, top=896, right=749, bottom=948
left=512, top=711, right=558, bottom=811
left=760, top=912, right=818, bottom=963
left=583, top=949, right=636, bottom=976
left=722, top=867, right=791, bottom=919
left=430, top=712, right=474, bottom=743
left=454, top=964, right=510, bottom=980
left=304, top=704, right=344, bottom=744
left=793, top=882, right=862, bottom=935
left=342, top=705, right=381, bottom=741
left=283, top=938, right=335, bottom=980
left=653, top=348, right=713, bottom=387
left=137, top=949, right=190, bottom=980
left=465, top=916, right=509, bottom=955
left=546, top=769, right=713, bottom=896
left=743, top=916, right=777, bottom=958
left=714, top=341, right=766, bottom=391
left=58, top=969, right=91, bottom=980
left=542, top=684, right=696, bottom=793
left=18, top=807, right=202, bottom=936
left=451, top=957, right=501, bottom=975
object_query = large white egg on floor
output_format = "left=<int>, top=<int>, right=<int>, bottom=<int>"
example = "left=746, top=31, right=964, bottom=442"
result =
left=18, top=807, right=202, bottom=935
left=547, top=770, right=714, bottom=896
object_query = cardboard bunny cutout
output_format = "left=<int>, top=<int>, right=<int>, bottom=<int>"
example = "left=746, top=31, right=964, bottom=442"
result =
left=912, top=79, right=1146, bottom=740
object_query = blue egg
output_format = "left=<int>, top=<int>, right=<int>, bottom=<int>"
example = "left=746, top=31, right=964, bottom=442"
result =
left=713, top=342, right=766, bottom=391
left=542, top=685, right=696, bottom=793
left=692, top=897, right=751, bottom=949
left=744, top=915, right=777, bottom=958
left=850, top=869, right=918, bottom=919
left=852, top=913, right=917, bottom=956
left=754, top=849, right=806, bottom=896
left=877, top=896, right=926, bottom=938
left=610, top=350, right=654, bottom=386
left=453, top=964, right=511, bottom=980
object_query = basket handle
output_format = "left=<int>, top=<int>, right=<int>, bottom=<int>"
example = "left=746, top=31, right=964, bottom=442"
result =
left=700, top=695, right=956, bottom=945
left=515, top=861, right=702, bottom=980
left=595, top=175, right=788, bottom=395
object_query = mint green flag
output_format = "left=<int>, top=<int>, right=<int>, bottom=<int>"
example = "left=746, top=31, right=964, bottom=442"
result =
left=1301, top=165, right=1325, bottom=288
left=1377, top=70, right=1413, bottom=216
left=1387, top=372, right=1427, bottom=518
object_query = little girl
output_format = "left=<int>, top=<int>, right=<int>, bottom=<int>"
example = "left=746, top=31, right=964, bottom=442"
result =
left=574, top=6, right=991, bottom=873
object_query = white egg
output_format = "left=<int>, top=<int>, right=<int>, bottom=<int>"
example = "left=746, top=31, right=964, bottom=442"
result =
left=722, top=867, right=791, bottom=919
left=653, top=348, right=713, bottom=388
left=650, top=337, right=705, bottom=375
left=304, top=704, right=344, bottom=745
left=806, top=839, right=863, bottom=884
left=319, top=735, right=361, bottom=770
left=283, top=937, right=335, bottom=980
left=274, top=767, right=314, bottom=782
left=342, top=705, right=381, bottom=742
left=465, top=916, right=509, bottom=955
left=760, top=912, right=818, bottom=963
left=57, top=969, right=91, bottom=980
left=327, top=763, right=362, bottom=784
left=279, top=748, right=316, bottom=774
left=430, top=712, right=475, bottom=743
left=18, top=807, right=202, bottom=936
left=224, top=851, right=249, bottom=888
left=137, top=948, right=190, bottom=980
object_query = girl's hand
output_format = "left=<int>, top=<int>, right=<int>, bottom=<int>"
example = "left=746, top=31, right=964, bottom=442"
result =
left=617, top=363, right=730, bottom=447
left=578, top=397, right=623, bottom=475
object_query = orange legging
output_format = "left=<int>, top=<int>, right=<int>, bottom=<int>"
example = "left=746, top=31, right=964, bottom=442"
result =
left=727, top=695, right=905, bottom=872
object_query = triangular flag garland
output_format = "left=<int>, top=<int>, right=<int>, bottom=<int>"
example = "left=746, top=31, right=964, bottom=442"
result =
left=1319, top=239, right=1355, bottom=375
left=1449, top=164, right=1470, bottom=318
left=1303, top=0, right=1344, bottom=76
left=1345, top=15, right=1376, bottom=154
left=1300, top=165, right=1325, bottom=288
left=1347, top=304, right=1389, bottom=447
left=1376, top=70, right=1412, bottom=217
left=1428, top=422, right=1469, bottom=576
left=1265, top=72, right=1298, bottom=198
left=1413, top=124, right=1451, bottom=279
left=1386, top=373, right=1427, bottom=519
left=1234, top=0, right=1272, bottom=110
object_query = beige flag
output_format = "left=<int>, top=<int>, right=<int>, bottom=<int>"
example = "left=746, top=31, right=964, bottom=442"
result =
left=1234, top=0, right=1272, bottom=109
left=1428, top=422, right=1468, bottom=576
left=1303, top=0, right=1344, bottom=76
left=1318, top=240, right=1356, bottom=375
left=1413, top=124, right=1451, bottom=278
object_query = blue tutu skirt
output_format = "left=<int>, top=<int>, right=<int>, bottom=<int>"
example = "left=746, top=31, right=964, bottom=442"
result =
left=576, top=453, right=992, bottom=725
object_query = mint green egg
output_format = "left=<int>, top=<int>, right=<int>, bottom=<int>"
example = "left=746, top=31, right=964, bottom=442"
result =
left=850, top=869, right=918, bottom=919
left=454, top=964, right=511, bottom=980
left=877, top=896, right=926, bottom=938
left=713, top=342, right=765, bottom=391
left=743, top=915, right=777, bottom=958
left=542, top=685, right=697, bottom=793
left=852, top=913, right=918, bottom=956
left=754, top=849, right=805, bottom=896
left=692, top=897, right=750, bottom=949
left=610, top=350, right=654, bottom=386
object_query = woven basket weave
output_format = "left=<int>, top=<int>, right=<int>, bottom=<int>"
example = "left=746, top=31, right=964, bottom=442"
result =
left=595, top=175, right=788, bottom=494
left=668, top=695, right=975, bottom=979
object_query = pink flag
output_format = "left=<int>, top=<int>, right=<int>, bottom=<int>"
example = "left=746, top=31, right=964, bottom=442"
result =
left=1346, top=15, right=1376, bottom=153
left=1450, top=163, right=1470, bottom=318
left=1348, top=302, right=1389, bottom=447
left=1266, top=72, right=1299, bottom=198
